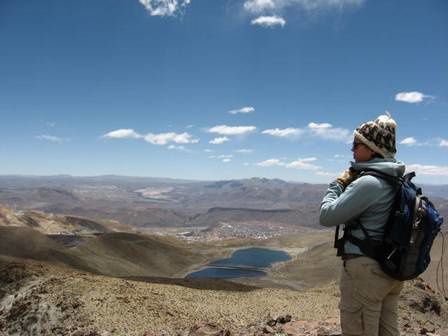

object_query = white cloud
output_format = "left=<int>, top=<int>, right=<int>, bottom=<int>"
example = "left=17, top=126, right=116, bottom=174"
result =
left=208, top=125, right=256, bottom=136
left=204, top=149, right=214, bottom=153
left=407, top=164, right=448, bottom=177
left=307, top=122, right=351, bottom=142
left=316, top=171, right=337, bottom=177
left=234, top=149, right=254, bottom=154
left=138, top=0, right=191, bottom=17
left=36, top=135, right=65, bottom=143
left=209, top=137, right=230, bottom=145
left=229, top=106, right=255, bottom=114
left=103, top=129, right=142, bottom=139
left=261, top=122, right=350, bottom=142
left=395, top=91, right=433, bottom=104
left=244, top=0, right=365, bottom=14
left=251, top=16, right=286, bottom=27
left=328, top=154, right=350, bottom=162
left=167, top=145, right=188, bottom=151
left=439, top=139, right=448, bottom=148
left=257, top=159, right=285, bottom=167
left=144, top=132, right=199, bottom=145
left=244, top=0, right=276, bottom=13
left=308, top=122, right=332, bottom=130
left=262, top=128, right=304, bottom=138
left=286, top=157, right=320, bottom=170
left=400, top=137, right=417, bottom=146
left=256, top=157, right=322, bottom=170
left=103, top=128, right=200, bottom=147
left=222, top=158, right=232, bottom=163
left=299, top=157, right=317, bottom=162
left=46, top=122, right=56, bottom=128
left=209, top=155, right=233, bottom=159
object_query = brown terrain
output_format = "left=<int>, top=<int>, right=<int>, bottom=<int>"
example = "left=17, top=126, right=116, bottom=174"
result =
left=0, top=214, right=447, bottom=335
left=0, top=255, right=447, bottom=336
left=0, top=175, right=447, bottom=335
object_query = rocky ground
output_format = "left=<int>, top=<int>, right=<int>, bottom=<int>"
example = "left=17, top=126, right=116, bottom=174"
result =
left=0, top=257, right=447, bottom=336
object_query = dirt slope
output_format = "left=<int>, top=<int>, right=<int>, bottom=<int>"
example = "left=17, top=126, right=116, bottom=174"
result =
left=0, top=227, right=210, bottom=279
left=0, top=257, right=447, bottom=336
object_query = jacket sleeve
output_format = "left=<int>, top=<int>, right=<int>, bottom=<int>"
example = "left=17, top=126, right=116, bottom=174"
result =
left=319, top=176, right=380, bottom=227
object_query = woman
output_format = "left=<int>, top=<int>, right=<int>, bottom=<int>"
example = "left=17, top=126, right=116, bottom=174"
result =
left=320, top=114, right=405, bottom=336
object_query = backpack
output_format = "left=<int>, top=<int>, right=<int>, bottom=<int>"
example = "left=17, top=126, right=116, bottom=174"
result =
left=334, top=170, right=444, bottom=281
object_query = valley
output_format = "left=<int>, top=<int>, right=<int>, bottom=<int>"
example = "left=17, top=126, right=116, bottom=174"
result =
left=0, top=175, right=447, bottom=335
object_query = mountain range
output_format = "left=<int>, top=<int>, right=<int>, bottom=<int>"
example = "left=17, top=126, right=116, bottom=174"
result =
left=1, top=175, right=446, bottom=236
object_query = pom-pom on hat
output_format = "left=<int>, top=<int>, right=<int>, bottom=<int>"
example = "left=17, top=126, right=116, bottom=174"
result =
left=354, top=112, right=397, bottom=158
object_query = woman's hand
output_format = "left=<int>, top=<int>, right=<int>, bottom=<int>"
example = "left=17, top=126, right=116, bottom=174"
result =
left=336, top=168, right=359, bottom=189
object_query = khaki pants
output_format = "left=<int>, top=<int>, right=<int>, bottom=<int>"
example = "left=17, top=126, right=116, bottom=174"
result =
left=340, top=257, right=404, bottom=336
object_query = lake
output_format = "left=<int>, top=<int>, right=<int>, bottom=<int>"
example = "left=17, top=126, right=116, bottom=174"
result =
left=186, top=247, right=291, bottom=279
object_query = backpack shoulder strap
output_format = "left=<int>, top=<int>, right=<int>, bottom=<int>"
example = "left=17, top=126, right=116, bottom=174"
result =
left=333, top=169, right=404, bottom=259
left=359, top=169, right=402, bottom=186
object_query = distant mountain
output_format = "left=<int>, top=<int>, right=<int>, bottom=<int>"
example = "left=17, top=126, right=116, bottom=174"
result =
left=0, top=176, right=327, bottom=229
left=192, top=207, right=314, bottom=226
left=0, top=175, right=446, bottom=233
left=423, top=184, right=448, bottom=199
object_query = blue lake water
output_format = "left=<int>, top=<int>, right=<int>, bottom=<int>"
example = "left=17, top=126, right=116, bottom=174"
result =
left=186, top=247, right=291, bottom=279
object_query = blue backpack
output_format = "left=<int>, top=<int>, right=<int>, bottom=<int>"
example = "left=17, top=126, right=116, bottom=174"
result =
left=335, top=170, right=444, bottom=281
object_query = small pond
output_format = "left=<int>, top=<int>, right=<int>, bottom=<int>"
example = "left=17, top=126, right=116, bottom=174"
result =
left=186, top=247, right=291, bottom=279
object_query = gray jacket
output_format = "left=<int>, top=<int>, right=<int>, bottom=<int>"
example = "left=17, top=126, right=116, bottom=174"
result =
left=320, top=158, right=406, bottom=255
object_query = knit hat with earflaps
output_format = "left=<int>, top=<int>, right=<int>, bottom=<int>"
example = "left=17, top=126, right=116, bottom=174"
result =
left=354, top=112, right=397, bottom=159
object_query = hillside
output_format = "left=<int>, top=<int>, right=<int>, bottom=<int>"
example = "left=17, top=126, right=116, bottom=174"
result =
left=0, top=204, right=129, bottom=235
left=0, top=227, right=212, bottom=279
left=0, top=217, right=447, bottom=335
left=0, top=257, right=447, bottom=336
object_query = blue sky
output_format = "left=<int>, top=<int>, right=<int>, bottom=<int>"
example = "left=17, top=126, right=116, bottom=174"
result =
left=0, top=0, right=447, bottom=183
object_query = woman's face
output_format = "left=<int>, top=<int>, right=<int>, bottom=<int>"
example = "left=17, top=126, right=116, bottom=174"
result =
left=352, top=140, right=376, bottom=162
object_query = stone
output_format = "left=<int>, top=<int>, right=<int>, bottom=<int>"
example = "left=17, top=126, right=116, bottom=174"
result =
left=266, top=319, right=277, bottom=327
left=276, top=315, right=292, bottom=324
left=421, top=328, right=436, bottom=335
left=70, top=331, right=84, bottom=336
left=263, top=325, right=275, bottom=334
left=189, top=322, right=230, bottom=336
left=422, top=297, right=441, bottom=315
left=281, top=320, right=307, bottom=335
